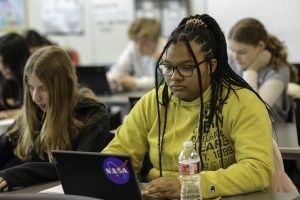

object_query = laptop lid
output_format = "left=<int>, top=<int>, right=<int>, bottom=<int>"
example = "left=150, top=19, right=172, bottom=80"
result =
left=76, top=66, right=112, bottom=95
left=52, top=150, right=142, bottom=200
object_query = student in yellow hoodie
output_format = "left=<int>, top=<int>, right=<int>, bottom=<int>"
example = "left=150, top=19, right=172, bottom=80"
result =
left=102, top=14, right=274, bottom=199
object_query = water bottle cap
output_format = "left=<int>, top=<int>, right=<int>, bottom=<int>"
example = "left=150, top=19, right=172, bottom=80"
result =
left=183, top=141, right=193, bottom=147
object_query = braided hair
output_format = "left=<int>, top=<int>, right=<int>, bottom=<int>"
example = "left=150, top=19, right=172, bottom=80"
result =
left=154, top=14, right=272, bottom=176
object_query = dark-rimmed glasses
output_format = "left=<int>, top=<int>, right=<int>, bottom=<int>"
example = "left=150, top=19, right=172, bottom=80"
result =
left=158, top=59, right=207, bottom=77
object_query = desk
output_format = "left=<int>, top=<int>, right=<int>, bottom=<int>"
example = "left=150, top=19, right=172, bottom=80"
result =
left=6, top=181, right=300, bottom=200
left=6, top=181, right=60, bottom=195
left=99, top=90, right=148, bottom=118
left=0, top=118, right=15, bottom=135
left=274, top=123, right=300, bottom=160
left=99, top=90, right=147, bottom=107
left=220, top=191, right=299, bottom=200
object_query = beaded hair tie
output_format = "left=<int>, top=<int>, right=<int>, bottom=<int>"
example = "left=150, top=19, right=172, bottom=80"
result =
left=186, top=18, right=207, bottom=27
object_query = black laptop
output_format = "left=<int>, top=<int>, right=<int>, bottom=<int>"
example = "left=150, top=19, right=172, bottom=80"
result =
left=76, top=66, right=112, bottom=95
left=52, top=150, right=143, bottom=200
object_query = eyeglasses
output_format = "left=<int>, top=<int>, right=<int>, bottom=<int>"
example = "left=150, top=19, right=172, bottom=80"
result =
left=158, top=59, right=207, bottom=77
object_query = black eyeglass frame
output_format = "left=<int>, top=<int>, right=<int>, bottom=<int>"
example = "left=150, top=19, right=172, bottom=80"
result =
left=158, top=59, right=207, bottom=77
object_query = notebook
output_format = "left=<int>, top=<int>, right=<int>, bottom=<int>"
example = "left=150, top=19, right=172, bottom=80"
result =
left=76, top=66, right=112, bottom=95
left=52, top=150, right=143, bottom=200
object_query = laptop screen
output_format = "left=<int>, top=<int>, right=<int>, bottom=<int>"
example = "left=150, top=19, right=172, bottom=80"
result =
left=76, top=66, right=112, bottom=96
left=52, top=150, right=142, bottom=200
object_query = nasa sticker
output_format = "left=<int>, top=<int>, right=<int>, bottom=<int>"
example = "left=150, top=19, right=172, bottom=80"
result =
left=103, top=157, right=130, bottom=184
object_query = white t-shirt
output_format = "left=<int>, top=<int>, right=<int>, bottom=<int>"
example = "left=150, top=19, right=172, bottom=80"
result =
left=229, top=57, right=290, bottom=123
left=107, top=38, right=166, bottom=90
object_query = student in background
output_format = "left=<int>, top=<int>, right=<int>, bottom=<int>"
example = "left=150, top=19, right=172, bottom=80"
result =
left=23, top=29, right=80, bottom=65
left=0, top=33, right=30, bottom=119
left=107, top=18, right=164, bottom=92
left=103, top=14, right=274, bottom=199
left=23, top=29, right=53, bottom=54
left=228, top=18, right=298, bottom=123
left=0, top=46, right=109, bottom=192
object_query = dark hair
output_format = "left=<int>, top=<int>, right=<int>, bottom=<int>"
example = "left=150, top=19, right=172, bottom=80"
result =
left=0, top=33, right=30, bottom=106
left=23, top=29, right=53, bottom=47
left=228, top=18, right=298, bottom=82
left=154, top=14, right=271, bottom=176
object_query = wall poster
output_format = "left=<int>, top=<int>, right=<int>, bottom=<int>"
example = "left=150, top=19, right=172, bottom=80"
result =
left=0, top=0, right=27, bottom=32
left=42, top=0, right=83, bottom=35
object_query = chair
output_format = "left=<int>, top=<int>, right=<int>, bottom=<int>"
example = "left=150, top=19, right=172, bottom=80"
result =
left=268, top=139, right=298, bottom=193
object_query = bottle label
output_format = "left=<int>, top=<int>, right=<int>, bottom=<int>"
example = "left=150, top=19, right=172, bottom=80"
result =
left=178, top=162, right=199, bottom=175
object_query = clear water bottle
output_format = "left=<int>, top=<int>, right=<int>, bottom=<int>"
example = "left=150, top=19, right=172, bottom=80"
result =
left=178, top=141, right=202, bottom=200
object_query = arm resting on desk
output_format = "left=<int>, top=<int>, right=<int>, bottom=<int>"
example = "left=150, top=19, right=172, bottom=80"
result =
left=0, top=162, right=58, bottom=191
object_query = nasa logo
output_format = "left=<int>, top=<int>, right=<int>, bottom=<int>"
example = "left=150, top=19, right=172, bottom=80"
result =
left=103, top=157, right=130, bottom=184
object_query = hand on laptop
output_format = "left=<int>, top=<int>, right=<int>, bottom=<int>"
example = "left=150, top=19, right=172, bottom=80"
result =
left=0, top=177, right=8, bottom=192
left=119, top=75, right=136, bottom=91
left=142, top=176, right=180, bottom=199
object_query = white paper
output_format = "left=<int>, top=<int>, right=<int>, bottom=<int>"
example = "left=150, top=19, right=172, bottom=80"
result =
left=39, top=184, right=64, bottom=194
left=0, top=118, right=15, bottom=135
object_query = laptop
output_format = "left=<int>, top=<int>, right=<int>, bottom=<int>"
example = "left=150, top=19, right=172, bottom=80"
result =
left=76, top=66, right=112, bottom=95
left=52, top=150, right=143, bottom=200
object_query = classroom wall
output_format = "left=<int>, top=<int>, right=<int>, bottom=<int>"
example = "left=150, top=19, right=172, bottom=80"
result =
left=20, top=0, right=300, bottom=64
left=27, top=0, right=134, bottom=65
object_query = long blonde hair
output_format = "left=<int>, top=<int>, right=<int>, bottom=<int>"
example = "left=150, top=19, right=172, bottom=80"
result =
left=228, top=18, right=298, bottom=82
left=8, top=46, right=92, bottom=161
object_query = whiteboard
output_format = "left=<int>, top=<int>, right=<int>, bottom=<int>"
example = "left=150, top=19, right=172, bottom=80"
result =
left=89, top=0, right=134, bottom=64
left=206, top=0, right=300, bottom=63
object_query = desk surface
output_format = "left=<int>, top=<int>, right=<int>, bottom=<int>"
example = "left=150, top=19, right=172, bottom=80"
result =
left=99, top=90, right=148, bottom=106
left=0, top=118, right=15, bottom=135
left=275, top=123, right=299, bottom=147
left=7, top=181, right=60, bottom=195
left=6, top=181, right=300, bottom=200
left=221, top=191, right=299, bottom=200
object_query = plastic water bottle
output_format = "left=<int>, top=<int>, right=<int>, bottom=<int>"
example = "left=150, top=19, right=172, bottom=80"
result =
left=178, top=141, right=202, bottom=200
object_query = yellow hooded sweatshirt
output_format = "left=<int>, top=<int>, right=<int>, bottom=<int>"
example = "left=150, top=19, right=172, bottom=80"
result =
left=102, top=85, right=274, bottom=198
